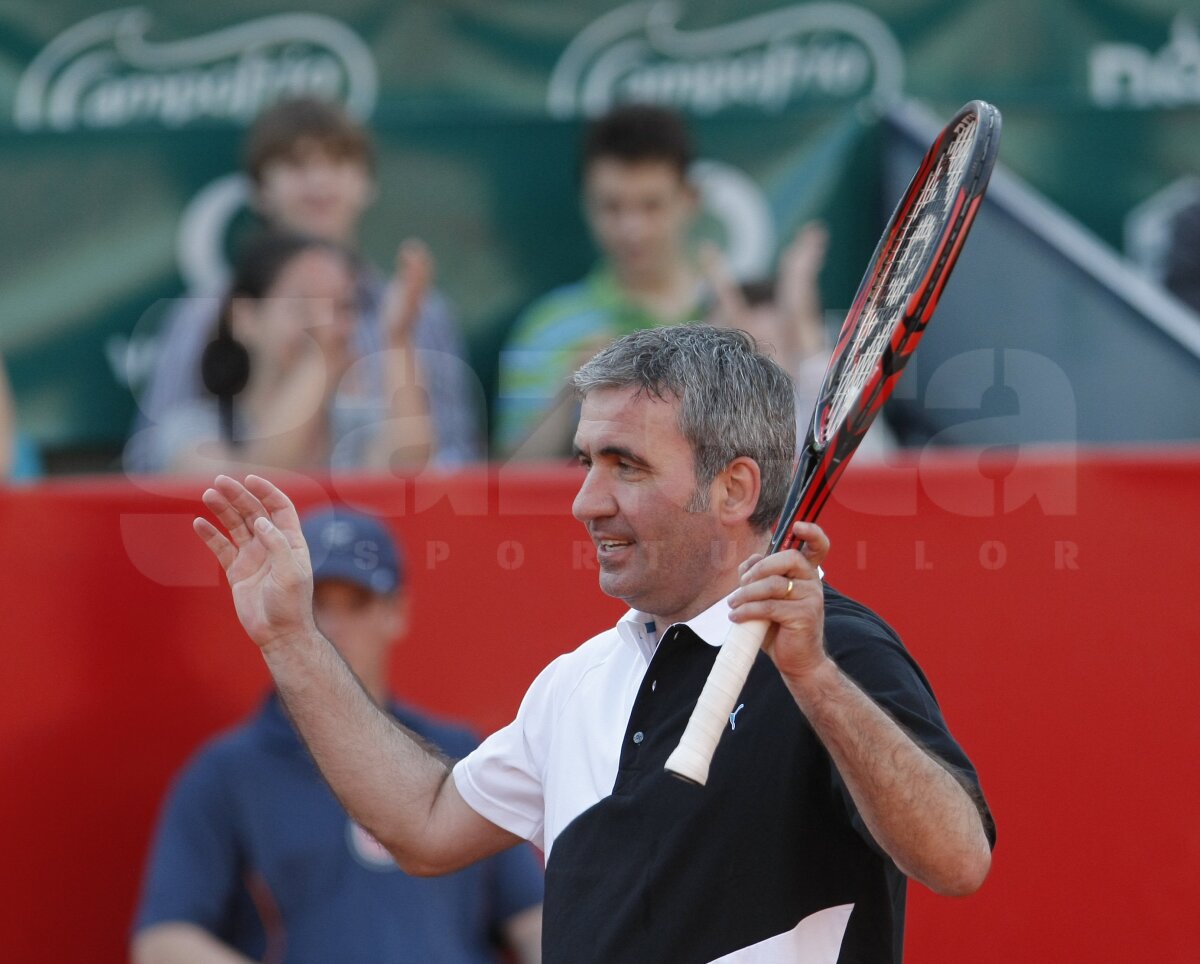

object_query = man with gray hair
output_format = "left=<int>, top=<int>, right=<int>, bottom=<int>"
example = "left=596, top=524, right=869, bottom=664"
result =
left=195, top=324, right=994, bottom=963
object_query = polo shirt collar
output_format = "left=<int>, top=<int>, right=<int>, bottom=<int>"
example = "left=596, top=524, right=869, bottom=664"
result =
left=617, top=594, right=733, bottom=662
left=614, top=566, right=826, bottom=662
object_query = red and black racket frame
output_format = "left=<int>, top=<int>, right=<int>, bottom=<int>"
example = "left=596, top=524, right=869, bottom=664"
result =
left=770, top=101, right=1002, bottom=555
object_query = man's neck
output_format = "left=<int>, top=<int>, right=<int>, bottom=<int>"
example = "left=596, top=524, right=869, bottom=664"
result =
left=651, top=534, right=770, bottom=633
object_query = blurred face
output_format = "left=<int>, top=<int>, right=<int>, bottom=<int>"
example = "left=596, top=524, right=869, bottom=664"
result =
left=312, top=580, right=404, bottom=680
left=255, top=138, right=373, bottom=244
left=572, top=386, right=725, bottom=625
left=234, top=247, right=357, bottom=373
left=583, top=158, right=697, bottom=285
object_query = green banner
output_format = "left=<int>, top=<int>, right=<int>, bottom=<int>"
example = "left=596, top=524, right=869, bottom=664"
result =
left=1, top=1, right=1198, bottom=458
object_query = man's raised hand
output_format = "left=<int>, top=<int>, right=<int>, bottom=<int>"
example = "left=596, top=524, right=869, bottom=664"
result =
left=194, top=474, right=317, bottom=652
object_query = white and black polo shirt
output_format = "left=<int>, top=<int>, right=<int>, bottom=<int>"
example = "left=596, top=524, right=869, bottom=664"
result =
left=454, top=583, right=994, bottom=963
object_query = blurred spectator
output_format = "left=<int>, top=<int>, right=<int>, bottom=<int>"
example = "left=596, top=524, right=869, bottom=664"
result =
left=1165, top=197, right=1200, bottom=313
left=0, top=353, right=42, bottom=482
left=132, top=231, right=435, bottom=475
left=125, top=95, right=481, bottom=473
left=132, top=507, right=543, bottom=964
left=494, top=104, right=706, bottom=459
left=703, top=222, right=895, bottom=460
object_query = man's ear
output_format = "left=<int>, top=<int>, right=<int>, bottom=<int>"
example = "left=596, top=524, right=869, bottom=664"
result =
left=715, top=456, right=762, bottom=526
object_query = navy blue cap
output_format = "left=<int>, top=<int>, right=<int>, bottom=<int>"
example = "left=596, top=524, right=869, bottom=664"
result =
left=300, top=508, right=403, bottom=595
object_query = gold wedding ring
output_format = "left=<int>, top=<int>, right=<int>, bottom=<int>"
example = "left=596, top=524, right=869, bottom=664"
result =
left=785, top=579, right=794, bottom=598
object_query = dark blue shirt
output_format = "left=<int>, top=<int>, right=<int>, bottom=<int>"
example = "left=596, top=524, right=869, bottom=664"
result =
left=135, top=695, right=543, bottom=962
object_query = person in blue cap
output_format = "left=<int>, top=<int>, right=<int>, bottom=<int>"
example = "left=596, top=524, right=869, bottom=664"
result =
left=132, top=506, right=544, bottom=964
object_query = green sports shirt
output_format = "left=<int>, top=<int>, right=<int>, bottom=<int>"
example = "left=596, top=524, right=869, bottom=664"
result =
left=494, top=266, right=703, bottom=455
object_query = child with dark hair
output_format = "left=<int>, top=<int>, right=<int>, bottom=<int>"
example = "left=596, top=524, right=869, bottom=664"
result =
left=126, top=96, right=481, bottom=474
left=579, top=102, right=694, bottom=178
left=495, top=103, right=707, bottom=459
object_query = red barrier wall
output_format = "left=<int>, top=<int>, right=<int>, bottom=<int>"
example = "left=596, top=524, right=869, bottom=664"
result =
left=1, top=451, right=1197, bottom=962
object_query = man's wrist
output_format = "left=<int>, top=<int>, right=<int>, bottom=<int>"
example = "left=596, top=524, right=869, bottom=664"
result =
left=780, top=652, right=845, bottom=712
left=258, top=620, right=324, bottom=661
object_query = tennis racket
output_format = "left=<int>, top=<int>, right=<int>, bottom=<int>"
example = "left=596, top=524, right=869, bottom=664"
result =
left=664, top=100, right=1002, bottom=786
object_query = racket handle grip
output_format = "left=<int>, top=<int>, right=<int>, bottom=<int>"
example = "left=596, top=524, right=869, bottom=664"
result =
left=664, top=618, right=768, bottom=786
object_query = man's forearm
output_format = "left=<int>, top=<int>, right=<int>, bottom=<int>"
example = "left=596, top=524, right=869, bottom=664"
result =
left=784, top=657, right=992, bottom=896
left=260, top=627, right=455, bottom=871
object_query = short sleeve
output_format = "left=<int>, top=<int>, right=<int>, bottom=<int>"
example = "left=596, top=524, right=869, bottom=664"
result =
left=453, top=658, right=565, bottom=852
left=132, top=748, right=242, bottom=933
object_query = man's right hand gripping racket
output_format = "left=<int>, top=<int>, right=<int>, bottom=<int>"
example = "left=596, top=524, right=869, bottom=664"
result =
left=664, top=100, right=1002, bottom=786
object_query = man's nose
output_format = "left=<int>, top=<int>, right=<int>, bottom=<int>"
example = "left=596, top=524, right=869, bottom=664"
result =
left=572, top=468, right=614, bottom=524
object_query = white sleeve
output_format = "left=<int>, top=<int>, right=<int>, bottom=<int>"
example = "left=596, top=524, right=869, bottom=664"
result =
left=452, top=656, right=563, bottom=853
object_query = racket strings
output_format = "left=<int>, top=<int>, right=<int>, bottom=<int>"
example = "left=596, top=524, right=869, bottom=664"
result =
left=819, top=115, right=979, bottom=445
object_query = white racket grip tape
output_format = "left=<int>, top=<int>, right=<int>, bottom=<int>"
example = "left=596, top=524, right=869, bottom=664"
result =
left=664, top=617, right=769, bottom=785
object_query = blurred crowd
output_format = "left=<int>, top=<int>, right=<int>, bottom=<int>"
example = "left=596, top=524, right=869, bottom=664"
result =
left=3, top=95, right=904, bottom=484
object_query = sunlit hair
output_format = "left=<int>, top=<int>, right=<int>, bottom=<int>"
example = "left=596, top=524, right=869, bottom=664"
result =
left=244, top=96, right=375, bottom=184
left=571, top=324, right=796, bottom=531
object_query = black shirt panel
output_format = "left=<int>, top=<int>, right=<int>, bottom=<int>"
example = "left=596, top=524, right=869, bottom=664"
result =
left=542, top=584, right=989, bottom=964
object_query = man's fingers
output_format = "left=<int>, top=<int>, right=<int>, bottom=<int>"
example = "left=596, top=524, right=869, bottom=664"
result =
left=732, top=572, right=806, bottom=606
left=729, top=597, right=820, bottom=626
left=790, top=521, right=830, bottom=566
left=201, top=483, right=255, bottom=547
left=193, top=516, right=236, bottom=571
left=738, top=553, right=764, bottom=577
left=244, top=475, right=306, bottom=551
left=213, top=474, right=269, bottom=531
left=252, top=513, right=295, bottom=566
left=739, top=524, right=828, bottom=585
